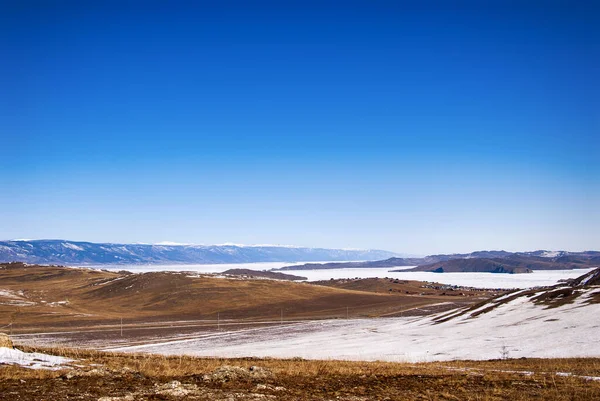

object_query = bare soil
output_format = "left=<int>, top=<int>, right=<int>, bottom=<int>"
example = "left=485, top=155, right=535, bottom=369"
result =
left=1, top=348, right=599, bottom=400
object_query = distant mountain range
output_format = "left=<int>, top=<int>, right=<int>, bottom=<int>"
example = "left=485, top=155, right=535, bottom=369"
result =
left=277, top=250, right=600, bottom=273
left=402, top=253, right=600, bottom=274
left=0, top=240, right=398, bottom=265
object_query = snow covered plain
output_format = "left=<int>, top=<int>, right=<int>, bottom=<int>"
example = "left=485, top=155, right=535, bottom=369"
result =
left=279, top=267, right=597, bottom=288
left=110, top=285, right=600, bottom=362
left=90, top=262, right=595, bottom=289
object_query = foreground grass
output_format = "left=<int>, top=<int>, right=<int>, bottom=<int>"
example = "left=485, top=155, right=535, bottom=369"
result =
left=1, top=346, right=599, bottom=400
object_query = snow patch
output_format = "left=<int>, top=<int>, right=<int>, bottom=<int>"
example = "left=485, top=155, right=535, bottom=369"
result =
left=0, top=347, right=73, bottom=370
left=0, top=289, right=36, bottom=306
left=0, top=289, right=24, bottom=299
left=214, top=243, right=304, bottom=248
left=62, top=242, right=84, bottom=251
left=540, top=251, right=561, bottom=258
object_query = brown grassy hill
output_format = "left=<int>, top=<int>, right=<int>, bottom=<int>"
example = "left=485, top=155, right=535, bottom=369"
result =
left=401, top=254, right=598, bottom=273
left=403, top=258, right=534, bottom=273
left=313, top=277, right=501, bottom=295
left=0, top=263, right=492, bottom=333
left=220, top=268, right=307, bottom=281
left=281, top=252, right=600, bottom=273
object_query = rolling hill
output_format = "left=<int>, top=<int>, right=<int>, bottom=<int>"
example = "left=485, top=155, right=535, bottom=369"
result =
left=0, top=262, right=490, bottom=335
left=403, top=254, right=599, bottom=273
left=278, top=251, right=600, bottom=273
left=109, top=268, right=600, bottom=362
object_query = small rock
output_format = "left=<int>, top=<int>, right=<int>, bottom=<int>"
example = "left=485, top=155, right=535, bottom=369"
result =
left=249, top=366, right=272, bottom=379
left=255, top=384, right=285, bottom=392
left=204, top=365, right=273, bottom=382
left=154, top=380, right=198, bottom=397
left=97, top=396, right=134, bottom=401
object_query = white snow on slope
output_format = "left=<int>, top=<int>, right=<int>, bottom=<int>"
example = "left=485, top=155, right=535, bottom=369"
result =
left=0, top=289, right=36, bottom=306
left=576, top=269, right=600, bottom=286
left=0, top=289, right=24, bottom=299
left=62, top=242, right=84, bottom=251
left=0, top=347, right=73, bottom=370
left=111, top=287, right=600, bottom=362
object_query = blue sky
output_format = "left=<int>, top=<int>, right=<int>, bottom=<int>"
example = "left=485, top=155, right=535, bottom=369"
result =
left=2, top=1, right=598, bottom=254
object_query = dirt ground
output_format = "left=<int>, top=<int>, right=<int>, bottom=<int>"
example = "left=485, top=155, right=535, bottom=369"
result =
left=1, top=350, right=599, bottom=400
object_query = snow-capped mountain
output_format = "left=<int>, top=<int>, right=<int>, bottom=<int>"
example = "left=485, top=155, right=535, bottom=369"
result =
left=0, top=240, right=399, bottom=265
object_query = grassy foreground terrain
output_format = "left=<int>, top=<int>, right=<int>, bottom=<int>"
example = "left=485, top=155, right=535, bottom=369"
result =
left=1, top=346, right=599, bottom=400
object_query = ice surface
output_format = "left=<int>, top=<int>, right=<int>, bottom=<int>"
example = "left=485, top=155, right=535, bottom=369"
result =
left=86, top=261, right=355, bottom=275
left=89, top=262, right=595, bottom=289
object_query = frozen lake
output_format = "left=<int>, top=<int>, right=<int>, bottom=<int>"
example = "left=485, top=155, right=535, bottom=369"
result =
left=282, top=266, right=596, bottom=289
left=82, top=262, right=595, bottom=289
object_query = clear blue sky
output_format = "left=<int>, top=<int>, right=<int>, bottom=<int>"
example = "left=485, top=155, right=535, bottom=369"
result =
left=2, top=1, right=598, bottom=254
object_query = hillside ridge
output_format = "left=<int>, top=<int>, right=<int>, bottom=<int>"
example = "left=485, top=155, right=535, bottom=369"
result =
left=278, top=251, right=600, bottom=273
left=0, top=240, right=397, bottom=265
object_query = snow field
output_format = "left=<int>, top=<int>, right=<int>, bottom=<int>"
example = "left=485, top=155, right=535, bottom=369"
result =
left=110, top=286, right=600, bottom=362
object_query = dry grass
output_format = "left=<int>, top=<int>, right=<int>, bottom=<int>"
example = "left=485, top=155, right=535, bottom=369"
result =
left=442, top=357, right=600, bottom=377
left=1, top=264, right=491, bottom=334
left=2, top=346, right=599, bottom=400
